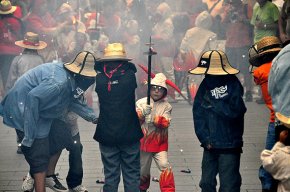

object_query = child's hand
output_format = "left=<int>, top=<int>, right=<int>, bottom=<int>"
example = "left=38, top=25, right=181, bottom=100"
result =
left=279, top=130, right=289, bottom=145
left=142, top=105, right=152, bottom=116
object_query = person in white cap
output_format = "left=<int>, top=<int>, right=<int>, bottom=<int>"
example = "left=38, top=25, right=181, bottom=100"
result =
left=0, top=51, right=98, bottom=192
left=190, top=50, right=246, bottom=192
left=136, top=73, right=175, bottom=192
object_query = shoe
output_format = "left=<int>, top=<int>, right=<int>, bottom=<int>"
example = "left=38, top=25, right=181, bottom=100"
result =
left=17, top=145, right=23, bottom=154
left=22, top=173, right=34, bottom=192
left=69, top=185, right=88, bottom=192
left=45, top=174, right=68, bottom=192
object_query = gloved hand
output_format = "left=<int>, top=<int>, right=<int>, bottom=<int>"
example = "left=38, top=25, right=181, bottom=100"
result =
left=142, top=105, right=152, bottom=116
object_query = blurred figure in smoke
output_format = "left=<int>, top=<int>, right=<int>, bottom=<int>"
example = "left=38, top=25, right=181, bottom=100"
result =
left=179, top=11, right=217, bottom=102
left=222, top=0, right=254, bottom=102
left=24, top=0, right=71, bottom=62
left=0, top=0, right=23, bottom=94
left=151, top=2, right=176, bottom=102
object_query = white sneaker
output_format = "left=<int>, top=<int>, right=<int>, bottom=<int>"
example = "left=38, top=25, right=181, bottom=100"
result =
left=22, top=173, right=34, bottom=192
left=69, top=185, right=88, bottom=192
left=45, top=174, right=68, bottom=192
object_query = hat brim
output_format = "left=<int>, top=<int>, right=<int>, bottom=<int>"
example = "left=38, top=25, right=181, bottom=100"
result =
left=64, top=62, right=97, bottom=77
left=249, top=49, right=281, bottom=66
left=188, top=66, right=239, bottom=75
left=97, top=56, right=132, bottom=62
left=276, top=112, right=290, bottom=128
left=0, top=6, right=16, bottom=14
left=15, top=40, right=47, bottom=50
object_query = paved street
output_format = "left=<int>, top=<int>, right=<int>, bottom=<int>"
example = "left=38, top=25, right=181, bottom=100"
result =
left=0, top=99, right=269, bottom=192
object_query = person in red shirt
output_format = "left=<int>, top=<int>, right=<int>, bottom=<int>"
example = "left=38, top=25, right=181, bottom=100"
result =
left=0, top=0, right=23, bottom=92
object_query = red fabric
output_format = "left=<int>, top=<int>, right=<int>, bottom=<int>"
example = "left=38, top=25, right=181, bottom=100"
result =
left=159, top=168, right=175, bottom=192
left=253, top=62, right=275, bottom=122
left=154, top=116, right=170, bottom=129
left=0, top=6, right=22, bottom=55
left=140, top=175, right=150, bottom=191
left=25, top=12, right=56, bottom=46
left=140, top=116, right=169, bottom=153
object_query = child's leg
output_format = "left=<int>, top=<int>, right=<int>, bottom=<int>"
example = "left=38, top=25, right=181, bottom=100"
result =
left=153, top=151, right=175, bottom=192
left=140, top=151, right=153, bottom=191
left=199, top=150, right=218, bottom=192
left=218, top=153, right=241, bottom=192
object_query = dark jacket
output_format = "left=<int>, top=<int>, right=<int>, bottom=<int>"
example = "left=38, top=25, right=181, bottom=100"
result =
left=193, top=75, right=246, bottom=149
left=93, top=62, right=143, bottom=146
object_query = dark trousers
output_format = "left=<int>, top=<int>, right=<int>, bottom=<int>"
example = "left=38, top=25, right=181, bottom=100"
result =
left=66, top=133, right=83, bottom=189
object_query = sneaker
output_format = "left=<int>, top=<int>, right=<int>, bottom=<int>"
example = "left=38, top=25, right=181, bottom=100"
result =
left=69, top=185, right=88, bottom=192
left=17, top=145, right=23, bottom=154
left=22, top=173, right=34, bottom=192
left=45, top=174, right=68, bottom=192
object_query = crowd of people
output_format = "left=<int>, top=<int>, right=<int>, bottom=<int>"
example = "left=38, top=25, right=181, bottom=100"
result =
left=0, top=0, right=290, bottom=192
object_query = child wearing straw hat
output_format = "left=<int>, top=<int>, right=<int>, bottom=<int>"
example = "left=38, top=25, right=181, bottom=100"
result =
left=190, top=50, right=247, bottom=192
left=93, top=43, right=143, bottom=192
left=248, top=36, right=283, bottom=192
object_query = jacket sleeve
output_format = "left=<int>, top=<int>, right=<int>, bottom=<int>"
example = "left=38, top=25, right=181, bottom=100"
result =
left=22, top=81, right=61, bottom=147
left=69, top=96, right=98, bottom=123
left=192, top=82, right=210, bottom=146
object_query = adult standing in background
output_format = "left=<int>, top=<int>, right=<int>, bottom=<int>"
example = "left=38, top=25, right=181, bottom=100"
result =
left=250, top=0, right=280, bottom=43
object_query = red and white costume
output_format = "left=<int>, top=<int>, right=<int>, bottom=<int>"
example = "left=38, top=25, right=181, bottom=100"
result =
left=136, top=73, right=175, bottom=192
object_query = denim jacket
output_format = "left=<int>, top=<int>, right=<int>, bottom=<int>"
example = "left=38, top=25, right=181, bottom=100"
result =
left=193, top=75, right=246, bottom=149
left=0, top=63, right=97, bottom=147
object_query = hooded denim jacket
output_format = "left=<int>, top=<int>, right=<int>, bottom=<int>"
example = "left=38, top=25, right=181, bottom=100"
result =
left=0, top=63, right=97, bottom=147
left=193, top=75, right=247, bottom=149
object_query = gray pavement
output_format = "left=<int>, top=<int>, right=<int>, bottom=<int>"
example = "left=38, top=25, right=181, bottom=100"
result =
left=0, top=100, right=269, bottom=192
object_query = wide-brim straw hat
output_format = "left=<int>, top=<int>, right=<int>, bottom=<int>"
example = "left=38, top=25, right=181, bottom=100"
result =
left=0, top=0, right=16, bottom=14
left=64, top=51, right=97, bottom=77
left=276, top=112, right=290, bottom=128
left=188, top=50, right=239, bottom=75
left=15, top=32, right=47, bottom=50
left=249, top=36, right=282, bottom=66
left=97, top=43, right=132, bottom=62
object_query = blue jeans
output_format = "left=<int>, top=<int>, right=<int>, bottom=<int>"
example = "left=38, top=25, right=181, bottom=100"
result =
left=99, top=142, right=140, bottom=192
left=200, top=150, right=241, bottom=192
left=66, top=133, right=83, bottom=189
left=259, top=122, right=276, bottom=190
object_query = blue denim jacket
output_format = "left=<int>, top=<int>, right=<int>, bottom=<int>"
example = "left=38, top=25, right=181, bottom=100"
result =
left=0, top=63, right=97, bottom=147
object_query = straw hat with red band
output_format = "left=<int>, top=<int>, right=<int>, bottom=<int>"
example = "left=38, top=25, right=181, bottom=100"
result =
left=188, top=50, right=239, bottom=75
left=64, top=51, right=97, bottom=77
left=0, top=0, right=16, bottom=15
left=15, top=32, right=47, bottom=50
left=249, top=36, right=282, bottom=67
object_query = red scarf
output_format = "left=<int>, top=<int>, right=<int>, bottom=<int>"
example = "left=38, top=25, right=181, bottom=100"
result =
left=103, top=63, right=123, bottom=91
